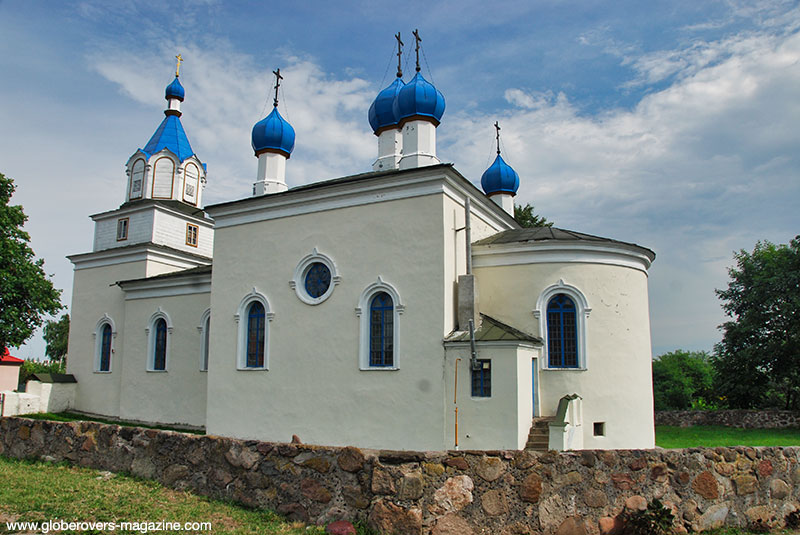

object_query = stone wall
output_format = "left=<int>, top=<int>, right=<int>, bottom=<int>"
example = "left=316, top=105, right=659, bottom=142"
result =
left=2, top=416, right=800, bottom=534
left=656, top=410, right=800, bottom=429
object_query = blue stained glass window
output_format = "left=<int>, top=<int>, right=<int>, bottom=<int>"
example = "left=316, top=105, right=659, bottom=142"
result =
left=100, top=324, right=112, bottom=372
left=471, top=359, right=491, bottom=397
left=547, top=294, right=578, bottom=368
left=202, top=317, right=210, bottom=371
left=153, top=318, right=167, bottom=370
left=369, top=292, right=393, bottom=367
left=304, top=262, right=331, bottom=298
left=246, top=302, right=265, bottom=368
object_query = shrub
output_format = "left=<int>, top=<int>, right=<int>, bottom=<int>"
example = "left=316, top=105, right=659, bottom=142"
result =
left=18, top=359, right=66, bottom=389
left=623, top=499, right=675, bottom=535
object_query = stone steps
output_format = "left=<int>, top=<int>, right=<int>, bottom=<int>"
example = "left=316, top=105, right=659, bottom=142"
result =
left=525, top=417, right=554, bottom=452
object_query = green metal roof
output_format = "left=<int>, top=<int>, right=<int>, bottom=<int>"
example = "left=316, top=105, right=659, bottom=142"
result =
left=444, top=314, right=541, bottom=344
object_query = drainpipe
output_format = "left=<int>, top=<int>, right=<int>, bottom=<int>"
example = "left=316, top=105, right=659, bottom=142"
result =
left=469, top=319, right=479, bottom=371
left=0, top=392, right=5, bottom=417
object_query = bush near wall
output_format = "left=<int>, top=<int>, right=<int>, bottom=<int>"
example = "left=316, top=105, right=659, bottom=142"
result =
left=2, top=416, right=800, bottom=534
left=655, top=410, right=800, bottom=429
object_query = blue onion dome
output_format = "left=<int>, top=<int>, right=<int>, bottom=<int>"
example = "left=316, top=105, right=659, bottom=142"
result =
left=368, top=78, right=404, bottom=134
left=394, top=72, right=445, bottom=125
left=481, top=154, right=520, bottom=196
left=165, top=77, right=185, bottom=101
left=251, top=107, right=296, bottom=158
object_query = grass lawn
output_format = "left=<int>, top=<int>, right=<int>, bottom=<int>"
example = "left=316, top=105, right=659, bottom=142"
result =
left=656, top=425, right=800, bottom=449
left=0, top=456, right=332, bottom=535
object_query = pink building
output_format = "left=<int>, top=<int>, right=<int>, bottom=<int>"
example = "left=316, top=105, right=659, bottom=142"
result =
left=0, top=348, right=23, bottom=392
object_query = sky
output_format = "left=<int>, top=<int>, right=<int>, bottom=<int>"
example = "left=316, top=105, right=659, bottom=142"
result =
left=0, top=0, right=798, bottom=359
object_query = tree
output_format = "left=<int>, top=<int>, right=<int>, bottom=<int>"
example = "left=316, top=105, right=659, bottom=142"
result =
left=652, top=350, right=714, bottom=410
left=0, top=172, right=62, bottom=350
left=712, top=236, right=800, bottom=409
left=44, top=314, right=70, bottom=364
left=514, top=203, right=552, bottom=228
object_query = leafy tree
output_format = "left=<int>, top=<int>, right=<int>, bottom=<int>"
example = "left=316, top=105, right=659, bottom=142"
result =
left=514, top=203, right=552, bottom=228
left=43, top=314, right=70, bottom=364
left=652, top=350, right=714, bottom=410
left=0, top=172, right=62, bottom=350
left=712, top=236, right=800, bottom=409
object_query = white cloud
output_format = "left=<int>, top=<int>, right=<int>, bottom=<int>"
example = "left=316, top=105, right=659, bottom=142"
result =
left=439, top=23, right=800, bottom=353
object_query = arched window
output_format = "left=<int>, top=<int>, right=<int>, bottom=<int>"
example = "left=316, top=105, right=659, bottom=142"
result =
left=547, top=294, right=578, bottom=368
left=146, top=309, right=172, bottom=371
left=94, top=315, right=115, bottom=373
left=99, top=324, right=113, bottom=372
left=152, top=157, right=175, bottom=199
left=198, top=309, right=210, bottom=372
left=369, top=292, right=394, bottom=367
left=183, top=162, right=199, bottom=205
left=246, top=302, right=265, bottom=368
left=153, top=318, right=168, bottom=370
left=535, top=280, right=590, bottom=370
left=357, top=278, right=404, bottom=370
left=235, top=290, right=273, bottom=370
left=129, top=159, right=145, bottom=200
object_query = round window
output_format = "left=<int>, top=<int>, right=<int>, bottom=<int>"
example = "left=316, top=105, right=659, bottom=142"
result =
left=304, top=262, right=332, bottom=299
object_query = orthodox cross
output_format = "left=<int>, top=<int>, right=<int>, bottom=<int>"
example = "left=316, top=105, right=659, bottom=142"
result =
left=272, top=68, right=283, bottom=107
left=413, top=28, right=422, bottom=72
left=175, top=54, right=183, bottom=77
left=395, top=32, right=404, bottom=78
left=494, top=121, right=501, bottom=155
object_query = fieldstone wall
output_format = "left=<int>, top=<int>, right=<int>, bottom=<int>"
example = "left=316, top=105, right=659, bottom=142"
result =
left=2, top=416, right=800, bottom=534
left=656, top=410, right=800, bottom=429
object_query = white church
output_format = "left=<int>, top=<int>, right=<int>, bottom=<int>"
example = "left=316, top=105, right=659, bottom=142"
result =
left=65, top=41, right=656, bottom=452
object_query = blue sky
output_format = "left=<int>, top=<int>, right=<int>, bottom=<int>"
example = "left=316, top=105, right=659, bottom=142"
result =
left=1, top=0, right=798, bottom=359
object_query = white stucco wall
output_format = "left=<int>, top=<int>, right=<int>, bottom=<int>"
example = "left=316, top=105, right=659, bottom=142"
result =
left=117, top=292, right=209, bottom=427
left=206, top=193, right=452, bottom=450
left=473, top=261, right=655, bottom=449
left=66, top=261, right=140, bottom=418
left=443, top=344, right=539, bottom=451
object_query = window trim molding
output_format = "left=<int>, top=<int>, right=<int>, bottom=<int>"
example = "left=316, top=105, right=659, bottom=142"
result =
left=186, top=223, right=199, bottom=247
left=356, top=277, right=404, bottom=371
left=533, top=279, right=590, bottom=370
left=92, top=314, right=116, bottom=373
left=234, top=289, right=274, bottom=370
left=146, top=307, right=173, bottom=372
left=129, top=158, right=145, bottom=201
left=289, top=248, right=341, bottom=305
left=116, top=218, right=129, bottom=241
left=197, top=308, right=211, bottom=372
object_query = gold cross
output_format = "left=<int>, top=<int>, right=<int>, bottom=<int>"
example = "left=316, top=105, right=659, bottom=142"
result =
left=175, top=54, right=183, bottom=77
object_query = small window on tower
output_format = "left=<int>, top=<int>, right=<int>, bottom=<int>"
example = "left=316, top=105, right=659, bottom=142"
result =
left=186, top=223, right=198, bottom=247
left=116, top=218, right=129, bottom=241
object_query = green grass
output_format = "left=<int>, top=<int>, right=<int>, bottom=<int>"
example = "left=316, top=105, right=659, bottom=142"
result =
left=19, top=411, right=205, bottom=435
left=656, top=425, right=800, bottom=449
left=0, top=456, right=327, bottom=535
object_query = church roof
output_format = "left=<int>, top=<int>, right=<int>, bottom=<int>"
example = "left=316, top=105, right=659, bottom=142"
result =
left=473, top=226, right=656, bottom=260
left=119, top=264, right=212, bottom=286
left=444, top=314, right=541, bottom=344
left=141, top=114, right=196, bottom=163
